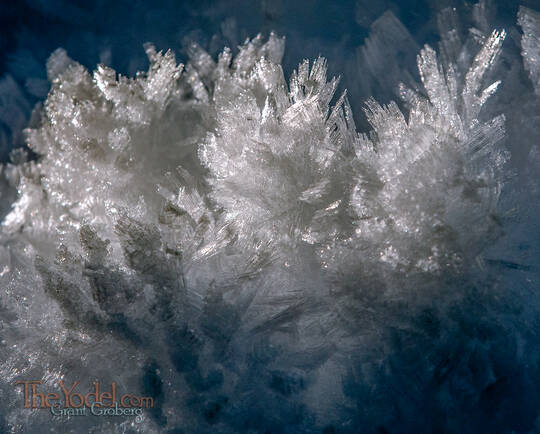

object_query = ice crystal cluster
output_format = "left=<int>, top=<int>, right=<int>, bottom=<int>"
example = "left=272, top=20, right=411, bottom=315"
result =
left=1, top=4, right=540, bottom=433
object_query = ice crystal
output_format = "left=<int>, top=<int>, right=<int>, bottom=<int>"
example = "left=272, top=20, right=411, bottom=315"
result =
left=0, top=5, right=539, bottom=433
left=519, top=6, right=540, bottom=95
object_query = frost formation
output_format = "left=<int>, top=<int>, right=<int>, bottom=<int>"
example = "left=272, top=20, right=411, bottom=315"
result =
left=0, top=5, right=539, bottom=433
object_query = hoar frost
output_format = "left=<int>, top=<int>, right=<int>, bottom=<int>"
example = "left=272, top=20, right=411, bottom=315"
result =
left=0, top=6, right=539, bottom=433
